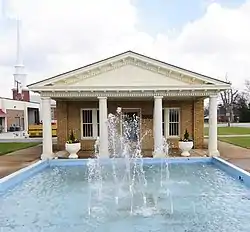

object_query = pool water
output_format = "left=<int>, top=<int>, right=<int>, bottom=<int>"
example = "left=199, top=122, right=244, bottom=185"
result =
left=1, top=162, right=250, bottom=232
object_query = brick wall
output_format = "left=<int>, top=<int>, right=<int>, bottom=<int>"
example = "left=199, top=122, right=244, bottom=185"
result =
left=56, top=98, right=204, bottom=152
left=12, top=89, right=30, bottom=102
left=193, top=99, right=204, bottom=149
left=56, top=101, right=68, bottom=150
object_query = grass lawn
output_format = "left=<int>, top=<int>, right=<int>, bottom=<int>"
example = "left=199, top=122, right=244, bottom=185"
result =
left=0, top=142, right=40, bottom=156
left=219, top=137, right=250, bottom=149
left=204, top=127, right=250, bottom=136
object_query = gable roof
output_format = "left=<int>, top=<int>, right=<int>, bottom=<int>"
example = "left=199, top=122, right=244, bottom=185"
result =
left=28, top=50, right=230, bottom=88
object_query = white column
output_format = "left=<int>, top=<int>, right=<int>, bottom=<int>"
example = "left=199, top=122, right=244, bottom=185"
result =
left=208, top=94, right=220, bottom=157
left=98, top=97, right=109, bottom=158
left=4, top=117, right=7, bottom=132
left=41, top=97, right=54, bottom=160
left=153, top=96, right=163, bottom=157
left=1, top=100, right=7, bottom=132
left=23, top=104, right=29, bottom=132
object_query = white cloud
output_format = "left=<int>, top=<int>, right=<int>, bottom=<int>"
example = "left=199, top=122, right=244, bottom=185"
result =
left=0, top=0, right=249, bottom=98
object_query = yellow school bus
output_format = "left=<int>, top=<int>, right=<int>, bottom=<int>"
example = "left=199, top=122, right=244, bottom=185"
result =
left=28, top=123, right=57, bottom=137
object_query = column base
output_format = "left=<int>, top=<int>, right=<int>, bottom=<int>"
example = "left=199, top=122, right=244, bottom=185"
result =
left=153, top=151, right=165, bottom=158
left=41, top=153, right=55, bottom=160
left=208, top=150, right=220, bottom=157
left=99, top=152, right=110, bottom=158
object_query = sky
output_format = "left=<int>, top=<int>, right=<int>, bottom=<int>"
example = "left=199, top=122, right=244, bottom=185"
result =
left=0, top=0, right=249, bottom=98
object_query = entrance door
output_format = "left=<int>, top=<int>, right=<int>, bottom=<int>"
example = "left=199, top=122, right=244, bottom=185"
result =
left=123, top=109, right=140, bottom=142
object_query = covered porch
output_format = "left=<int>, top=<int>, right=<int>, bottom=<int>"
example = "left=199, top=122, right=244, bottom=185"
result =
left=39, top=90, right=219, bottom=159
left=55, top=95, right=205, bottom=150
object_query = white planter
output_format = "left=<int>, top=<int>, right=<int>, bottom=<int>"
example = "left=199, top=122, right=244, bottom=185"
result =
left=178, top=141, right=193, bottom=157
left=65, top=142, right=81, bottom=159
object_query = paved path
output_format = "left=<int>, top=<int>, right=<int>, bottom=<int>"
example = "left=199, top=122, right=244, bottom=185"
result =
left=204, top=139, right=250, bottom=171
left=218, top=141, right=250, bottom=171
left=0, top=145, right=42, bottom=178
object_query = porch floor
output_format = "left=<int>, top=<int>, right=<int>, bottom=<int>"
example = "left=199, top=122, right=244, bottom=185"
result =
left=56, top=148, right=208, bottom=159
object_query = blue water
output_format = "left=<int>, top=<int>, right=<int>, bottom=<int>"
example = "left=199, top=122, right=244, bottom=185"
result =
left=1, top=162, right=250, bottom=232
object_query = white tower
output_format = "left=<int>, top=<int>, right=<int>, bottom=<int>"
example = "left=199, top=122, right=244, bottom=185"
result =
left=12, top=18, right=30, bottom=102
left=13, top=18, right=27, bottom=92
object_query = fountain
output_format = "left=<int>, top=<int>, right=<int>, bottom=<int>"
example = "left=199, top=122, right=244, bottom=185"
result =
left=87, top=107, right=173, bottom=216
left=3, top=106, right=249, bottom=231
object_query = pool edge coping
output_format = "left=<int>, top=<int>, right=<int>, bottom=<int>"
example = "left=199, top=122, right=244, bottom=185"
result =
left=213, top=157, right=250, bottom=186
left=0, top=160, right=48, bottom=194
left=1, top=156, right=250, bottom=194
left=48, top=157, right=212, bottom=166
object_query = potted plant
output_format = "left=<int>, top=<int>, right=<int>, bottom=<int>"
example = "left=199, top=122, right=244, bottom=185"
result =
left=65, top=130, right=81, bottom=159
left=178, top=129, right=193, bottom=157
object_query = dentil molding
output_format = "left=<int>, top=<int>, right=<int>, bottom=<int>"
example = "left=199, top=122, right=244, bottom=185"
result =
left=52, top=57, right=205, bottom=86
left=40, top=89, right=219, bottom=98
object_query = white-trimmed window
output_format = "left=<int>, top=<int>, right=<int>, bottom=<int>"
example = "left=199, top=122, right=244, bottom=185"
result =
left=162, top=108, right=180, bottom=137
left=81, top=109, right=99, bottom=139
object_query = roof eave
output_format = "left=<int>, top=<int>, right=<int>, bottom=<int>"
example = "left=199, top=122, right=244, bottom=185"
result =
left=28, top=84, right=231, bottom=93
left=27, top=51, right=230, bottom=88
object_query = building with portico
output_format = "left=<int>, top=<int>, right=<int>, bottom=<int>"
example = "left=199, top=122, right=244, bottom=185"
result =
left=28, top=51, right=230, bottom=159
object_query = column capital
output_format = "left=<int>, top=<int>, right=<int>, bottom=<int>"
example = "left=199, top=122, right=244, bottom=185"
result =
left=41, top=96, right=51, bottom=101
left=97, top=96, right=107, bottom=100
left=209, top=94, right=218, bottom=99
left=154, top=95, right=163, bottom=99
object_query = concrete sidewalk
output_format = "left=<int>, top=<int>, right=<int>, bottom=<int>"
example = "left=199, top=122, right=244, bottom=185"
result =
left=203, top=139, right=250, bottom=171
left=0, top=131, right=57, bottom=143
left=0, top=145, right=42, bottom=178
left=218, top=141, right=250, bottom=172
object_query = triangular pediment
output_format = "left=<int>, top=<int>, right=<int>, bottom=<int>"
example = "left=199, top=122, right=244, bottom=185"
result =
left=28, top=51, right=230, bottom=90
left=52, top=63, right=203, bottom=87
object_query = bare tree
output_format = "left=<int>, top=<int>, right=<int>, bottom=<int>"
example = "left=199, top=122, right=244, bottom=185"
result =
left=204, top=105, right=209, bottom=117
left=220, top=75, right=239, bottom=127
